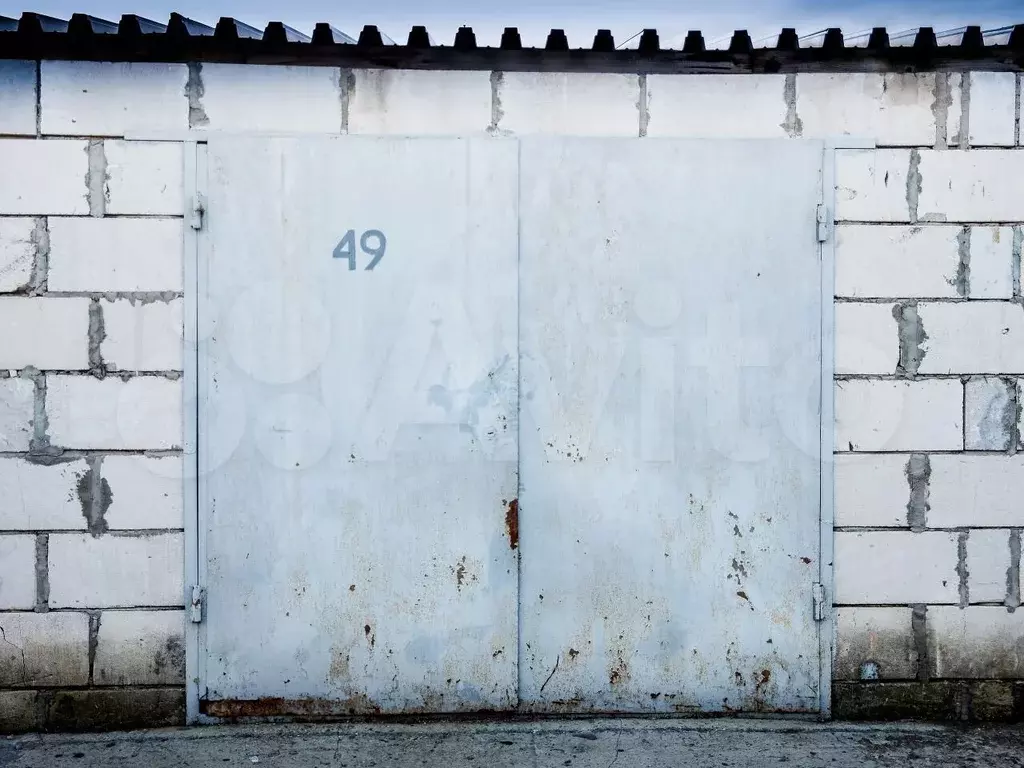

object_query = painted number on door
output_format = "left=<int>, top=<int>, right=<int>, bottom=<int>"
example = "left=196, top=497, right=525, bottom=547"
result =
left=333, top=229, right=387, bottom=271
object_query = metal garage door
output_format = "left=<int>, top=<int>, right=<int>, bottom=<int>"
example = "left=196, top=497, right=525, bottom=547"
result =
left=517, top=139, right=825, bottom=714
left=191, top=136, right=828, bottom=718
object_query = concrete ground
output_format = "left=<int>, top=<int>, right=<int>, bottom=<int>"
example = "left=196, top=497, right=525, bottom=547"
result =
left=3, top=719, right=1024, bottom=768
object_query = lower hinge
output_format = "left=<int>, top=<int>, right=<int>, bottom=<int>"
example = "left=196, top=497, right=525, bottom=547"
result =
left=189, top=195, right=206, bottom=231
left=812, top=582, right=827, bottom=622
left=190, top=585, right=205, bottom=624
left=816, top=203, right=831, bottom=244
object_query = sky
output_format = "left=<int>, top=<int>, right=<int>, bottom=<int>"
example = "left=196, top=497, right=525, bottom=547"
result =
left=2, top=0, right=1021, bottom=47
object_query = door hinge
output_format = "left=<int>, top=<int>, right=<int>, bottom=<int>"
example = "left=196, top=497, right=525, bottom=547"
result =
left=189, top=194, right=206, bottom=231
left=190, top=585, right=204, bottom=623
left=812, top=582, right=827, bottom=622
left=816, top=203, right=830, bottom=244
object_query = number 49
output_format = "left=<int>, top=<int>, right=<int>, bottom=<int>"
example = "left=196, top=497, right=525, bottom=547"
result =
left=333, top=229, right=386, bottom=271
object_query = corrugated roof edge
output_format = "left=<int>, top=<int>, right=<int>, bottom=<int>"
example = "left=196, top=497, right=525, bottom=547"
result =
left=0, top=13, right=1022, bottom=72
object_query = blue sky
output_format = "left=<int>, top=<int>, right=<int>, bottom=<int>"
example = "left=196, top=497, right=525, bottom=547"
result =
left=3, top=0, right=1021, bottom=46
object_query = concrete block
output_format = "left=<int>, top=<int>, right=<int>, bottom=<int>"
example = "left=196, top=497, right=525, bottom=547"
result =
left=797, top=73, right=937, bottom=146
left=0, top=61, right=36, bottom=136
left=834, top=531, right=959, bottom=604
left=496, top=72, right=638, bottom=136
left=46, top=687, right=184, bottom=730
left=835, top=149, right=912, bottom=223
left=969, top=227, right=1015, bottom=299
left=646, top=74, right=788, bottom=138
left=0, top=218, right=36, bottom=293
left=41, top=62, right=189, bottom=136
left=967, top=529, right=1012, bottom=604
left=194, top=64, right=341, bottom=133
left=834, top=225, right=1011, bottom=300
left=0, top=457, right=89, bottom=530
left=104, top=141, right=184, bottom=216
left=100, top=299, right=183, bottom=372
left=835, top=379, right=963, bottom=452
left=0, top=377, right=35, bottom=451
left=965, top=72, right=1017, bottom=147
left=46, top=375, right=182, bottom=450
left=929, top=606, right=1024, bottom=678
left=964, top=377, right=1015, bottom=451
left=347, top=69, right=491, bottom=136
left=0, top=534, right=37, bottom=609
left=0, top=690, right=38, bottom=732
left=48, top=532, right=184, bottom=607
left=0, top=611, right=89, bottom=686
left=835, top=302, right=898, bottom=375
left=0, top=297, right=90, bottom=370
left=918, top=302, right=1024, bottom=375
left=94, top=610, right=184, bottom=685
left=101, top=456, right=183, bottom=530
left=0, top=139, right=89, bottom=215
left=835, top=607, right=917, bottom=680
left=918, top=150, right=1024, bottom=222
left=834, top=453, right=912, bottom=528
left=929, top=455, right=1024, bottom=527
left=832, top=680, right=960, bottom=720
left=47, top=217, right=183, bottom=293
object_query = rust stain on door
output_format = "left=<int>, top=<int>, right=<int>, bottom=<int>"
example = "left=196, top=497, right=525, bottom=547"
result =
left=505, top=498, right=519, bottom=550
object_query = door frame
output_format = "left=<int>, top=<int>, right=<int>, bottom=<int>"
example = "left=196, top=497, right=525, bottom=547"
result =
left=175, top=133, right=875, bottom=725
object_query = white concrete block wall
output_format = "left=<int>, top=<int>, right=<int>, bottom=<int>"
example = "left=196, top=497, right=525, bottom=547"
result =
left=93, top=610, right=185, bottom=685
left=347, top=69, right=492, bottom=136
left=0, top=140, right=90, bottom=214
left=797, top=73, right=938, bottom=146
left=0, top=61, right=37, bottom=136
left=646, top=75, right=789, bottom=138
left=832, top=69, right=1024, bottom=693
left=834, top=225, right=1013, bottom=300
left=0, top=458, right=88, bottom=530
left=0, top=612, right=90, bottom=685
left=0, top=218, right=37, bottom=293
left=48, top=534, right=184, bottom=608
left=193, top=64, right=342, bottom=133
left=0, top=297, right=91, bottom=370
left=0, top=71, right=187, bottom=728
left=961, top=73, right=1017, bottom=147
left=0, top=377, right=35, bottom=451
left=48, top=218, right=184, bottom=292
left=834, top=531, right=961, bottom=604
left=0, top=535, right=37, bottom=609
left=40, top=62, right=189, bottom=137
left=835, top=379, right=963, bottom=451
left=47, top=376, right=182, bottom=450
left=834, top=303, right=899, bottom=375
left=835, top=607, right=916, bottom=680
left=1, top=60, right=1023, bottom=727
left=104, top=141, right=184, bottom=216
left=834, top=454, right=913, bottom=528
left=101, top=456, right=184, bottom=530
left=496, top=73, right=639, bottom=137
left=100, top=299, right=184, bottom=372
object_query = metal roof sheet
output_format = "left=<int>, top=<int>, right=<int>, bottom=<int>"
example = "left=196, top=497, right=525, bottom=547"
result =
left=0, top=13, right=1021, bottom=72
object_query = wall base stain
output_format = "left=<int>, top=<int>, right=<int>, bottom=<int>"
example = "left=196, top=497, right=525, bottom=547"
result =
left=834, top=681, right=1024, bottom=722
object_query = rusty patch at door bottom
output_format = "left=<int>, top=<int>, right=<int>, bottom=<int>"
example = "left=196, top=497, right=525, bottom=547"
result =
left=201, top=696, right=383, bottom=718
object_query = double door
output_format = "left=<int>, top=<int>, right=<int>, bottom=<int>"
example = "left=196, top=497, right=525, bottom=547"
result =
left=193, top=136, right=828, bottom=718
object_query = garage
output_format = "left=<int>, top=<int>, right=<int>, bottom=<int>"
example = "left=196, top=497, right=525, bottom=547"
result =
left=193, top=136, right=831, bottom=717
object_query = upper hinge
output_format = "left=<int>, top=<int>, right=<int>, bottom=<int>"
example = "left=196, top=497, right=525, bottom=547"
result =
left=816, top=203, right=831, bottom=244
left=189, top=584, right=204, bottom=623
left=812, top=582, right=827, bottom=622
left=189, top=194, right=206, bottom=231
